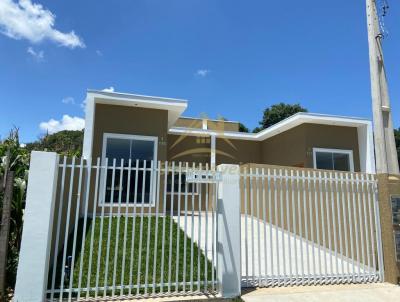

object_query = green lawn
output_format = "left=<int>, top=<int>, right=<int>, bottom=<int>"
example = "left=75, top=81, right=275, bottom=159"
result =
left=50, top=216, right=214, bottom=297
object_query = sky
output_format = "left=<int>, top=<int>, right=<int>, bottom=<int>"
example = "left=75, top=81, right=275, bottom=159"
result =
left=0, top=0, right=399, bottom=143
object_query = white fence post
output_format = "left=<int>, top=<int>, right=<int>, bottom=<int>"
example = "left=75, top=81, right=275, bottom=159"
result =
left=217, top=164, right=241, bottom=298
left=14, top=151, right=59, bottom=302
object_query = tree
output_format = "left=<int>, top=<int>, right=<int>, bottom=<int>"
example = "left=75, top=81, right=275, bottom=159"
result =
left=26, top=130, right=84, bottom=157
left=256, top=103, right=308, bottom=131
left=394, top=128, right=400, bottom=166
left=238, top=123, right=249, bottom=133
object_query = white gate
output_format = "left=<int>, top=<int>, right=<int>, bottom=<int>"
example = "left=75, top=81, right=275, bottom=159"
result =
left=46, top=158, right=219, bottom=301
left=240, top=166, right=384, bottom=287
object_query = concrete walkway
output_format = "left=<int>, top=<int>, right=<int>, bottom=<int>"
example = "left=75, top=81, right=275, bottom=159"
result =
left=241, top=283, right=400, bottom=302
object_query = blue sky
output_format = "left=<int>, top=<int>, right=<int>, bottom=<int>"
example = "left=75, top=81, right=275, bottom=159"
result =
left=1, top=0, right=399, bottom=143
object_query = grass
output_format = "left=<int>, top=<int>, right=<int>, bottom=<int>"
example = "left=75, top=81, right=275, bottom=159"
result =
left=50, top=215, right=214, bottom=298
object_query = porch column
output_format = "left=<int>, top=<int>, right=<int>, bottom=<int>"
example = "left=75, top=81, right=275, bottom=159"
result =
left=211, top=134, right=216, bottom=170
left=14, top=151, right=59, bottom=302
left=217, top=164, right=241, bottom=298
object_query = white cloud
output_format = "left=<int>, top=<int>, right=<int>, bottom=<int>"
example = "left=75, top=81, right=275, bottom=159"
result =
left=96, top=49, right=102, bottom=56
left=61, top=96, right=75, bottom=104
left=39, top=114, right=84, bottom=134
left=102, top=86, right=114, bottom=92
left=0, top=0, right=85, bottom=48
left=196, top=69, right=211, bottom=77
left=26, top=46, right=43, bottom=60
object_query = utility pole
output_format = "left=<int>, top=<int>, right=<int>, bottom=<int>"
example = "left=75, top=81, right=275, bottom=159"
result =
left=366, top=0, right=399, bottom=174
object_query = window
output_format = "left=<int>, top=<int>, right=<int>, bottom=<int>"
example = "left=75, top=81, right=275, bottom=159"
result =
left=313, top=148, right=354, bottom=172
left=395, top=231, right=400, bottom=263
left=392, top=196, right=400, bottom=225
left=101, top=133, right=158, bottom=205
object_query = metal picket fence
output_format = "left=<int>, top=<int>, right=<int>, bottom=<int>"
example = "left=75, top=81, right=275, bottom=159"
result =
left=46, top=158, right=218, bottom=301
left=240, top=166, right=384, bottom=287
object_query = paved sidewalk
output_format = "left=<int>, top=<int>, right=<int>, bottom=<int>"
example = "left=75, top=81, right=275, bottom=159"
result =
left=241, top=283, right=400, bottom=302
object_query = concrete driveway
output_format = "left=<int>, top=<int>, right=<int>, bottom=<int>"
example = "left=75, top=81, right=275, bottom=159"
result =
left=241, top=283, right=400, bottom=302
left=173, top=213, right=374, bottom=280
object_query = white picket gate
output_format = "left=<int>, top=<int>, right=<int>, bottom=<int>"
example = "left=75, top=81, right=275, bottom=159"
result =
left=14, top=153, right=386, bottom=302
left=46, top=158, right=219, bottom=301
left=240, top=166, right=384, bottom=287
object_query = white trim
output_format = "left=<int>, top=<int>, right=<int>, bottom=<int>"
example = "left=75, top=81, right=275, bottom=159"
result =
left=312, top=148, right=355, bottom=172
left=211, top=134, right=216, bottom=170
left=100, top=133, right=158, bottom=207
left=83, top=90, right=187, bottom=160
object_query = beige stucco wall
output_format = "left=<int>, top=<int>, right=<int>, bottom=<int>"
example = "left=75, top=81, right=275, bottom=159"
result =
left=216, top=138, right=261, bottom=165
left=261, top=124, right=361, bottom=171
left=173, top=117, right=239, bottom=132
left=167, top=134, right=211, bottom=164
left=91, top=104, right=169, bottom=161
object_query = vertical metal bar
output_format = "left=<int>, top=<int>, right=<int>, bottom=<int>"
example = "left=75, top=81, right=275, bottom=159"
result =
left=112, top=159, right=124, bottom=296
left=345, top=173, right=356, bottom=282
left=86, top=158, right=101, bottom=298
left=319, top=171, right=327, bottom=282
left=279, top=169, right=286, bottom=286
left=50, top=157, right=67, bottom=301
left=197, top=163, right=203, bottom=292
left=168, top=162, right=175, bottom=293
left=339, top=173, right=350, bottom=283
left=334, top=171, right=344, bottom=282
left=296, top=170, right=304, bottom=285
left=160, top=162, right=169, bottom=294
left=244, top=167, right=249, bottom=286
left=103, top=159, right=116, bottom=298
left=274, top=169, right=280, bottom=285
left=68, top=157, right=85, bottom=301
left=211, top=166, right=216, bottom=292
left=324, top=171, right=333, bottom=283
left=301, top=170, right=310, bottom=285
left=59, top=156, right=76, bottom=301
left=307, top=170, right=316, bottom=285
left=291, top=170, right=298, bottom=283
left=144, top=161, right=154, bottom=295
left=128, top=160, right=140, bottom=297
left=351, top=173, right=361, bottom=281
left=175, top=162, right=182, bottom=293
left=256, top=168, right=262, bottom=286
left=190, top=163, right=195, bottom=292
left=285, top=169, right=292, bottom=285
left=77, top=158, right=93, bottom=299
left=250, top=168, right=255, bottom=285
left=120, top=159, right=132, bottom=297
left=183, top=162, right=189, bottom=292
left=356, top=173, right=366, bottom=282
left=267, top=168, right=274, bottom=285
left=360, top=173, right=370, bottom=281
left=152, top=161, right=162, bottom=294
left=136, top=160, right=147, bottom=294
left=313, top=170, right=321, bottom=282
left=262, top=168, right=268, bottom=287
left=329, top=171, right=339, bottom=283
left=366, top=174, right=377, bottom=280
left=94, top=158, right=109, bottom=299
left=204, top=163, right=209, bottom=292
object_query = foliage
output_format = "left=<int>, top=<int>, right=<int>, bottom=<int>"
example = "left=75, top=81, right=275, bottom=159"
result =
left=256, top=103, right=308, bottom=131
left=238, top=123, right=249, bottom=133
left=0, top=128, right=29, bottom=288
left=394, top=128, right=400, bottom=166
left=26, top=130, right=84, bottom=157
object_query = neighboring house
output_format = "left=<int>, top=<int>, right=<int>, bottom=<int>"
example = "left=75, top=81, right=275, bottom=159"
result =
left=83, top=89, right=375, bottom=176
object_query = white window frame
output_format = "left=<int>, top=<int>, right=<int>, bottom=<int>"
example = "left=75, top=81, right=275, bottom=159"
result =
left=312, top=148, right=355, bottom=172
left=100, top=132, right=158, bottom=207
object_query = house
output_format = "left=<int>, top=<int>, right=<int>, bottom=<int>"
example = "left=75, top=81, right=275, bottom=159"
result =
left=82, top=89, right=375, bottom=175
